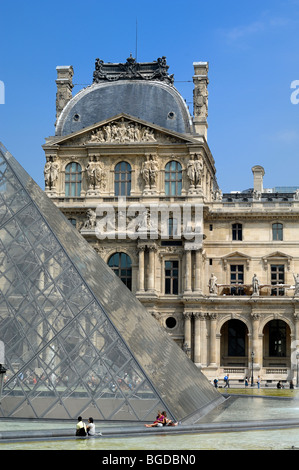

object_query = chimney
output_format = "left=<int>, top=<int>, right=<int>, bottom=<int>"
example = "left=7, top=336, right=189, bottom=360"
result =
left=252, top=165, right=265, bottom=193
left=55, top=66, right=74, bottom=125
left=193, top=62, right=209, bottom=140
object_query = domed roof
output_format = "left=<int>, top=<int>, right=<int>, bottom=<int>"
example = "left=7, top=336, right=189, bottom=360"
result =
left=55, top=57, right=194, bottom=137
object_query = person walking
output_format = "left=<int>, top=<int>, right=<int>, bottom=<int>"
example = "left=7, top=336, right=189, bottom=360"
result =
left=224, top=374, right=230, bottom=388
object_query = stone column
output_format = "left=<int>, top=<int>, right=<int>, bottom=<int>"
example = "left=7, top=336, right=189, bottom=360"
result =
left=185, top=249, right=192, bottom=292
left=251, top=313, right=260, bottom=367
left=209, top=313, right=217, bottom=366
left=55, top=66, right=74, bottom=125
left=194, top=250, right=202, bottom=293
left=137, top=246, right=145, bottom=292
left=183, top=312, right=192, bottom=357
left=193, top=312, right=202, bottom=365
left=147, top=244, right=156, bottom=292
left=193, top=62, right=209, bottom=139
left=293, top=311, right=299, bottom=380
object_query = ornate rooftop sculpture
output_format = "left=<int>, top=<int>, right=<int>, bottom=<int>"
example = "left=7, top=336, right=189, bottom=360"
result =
left=93, top=55, right=174, bottom=85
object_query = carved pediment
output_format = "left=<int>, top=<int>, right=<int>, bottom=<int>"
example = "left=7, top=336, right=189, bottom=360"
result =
left=262, top=251, right=292, bottom=270
left=221, top=251, right=251, bottom=270
left=45, top=114, right=195, bottom=148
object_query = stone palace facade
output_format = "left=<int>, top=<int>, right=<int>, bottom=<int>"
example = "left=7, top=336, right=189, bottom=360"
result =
left=42, top=56, right=299, bottom=385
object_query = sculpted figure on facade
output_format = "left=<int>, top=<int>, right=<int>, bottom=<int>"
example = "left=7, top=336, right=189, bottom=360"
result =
left=89, top=121, right=157, bottom=144
left=193, top=82, right=208, bottom=119
left=82, top=209, right=97, bottom=229
left=208, top=273, right=218, bottom=294
left=187, top=154, right=203, bottom=190
left=252, top=273, right=260, bottom=296
left=213, top=188, right=223, bottom=201
left=293, top=273, right=299, bottom=297
left=86, top=157, right=105, bottom=190
left=187, top=155, right=196, bottom=187
left=44, top=157, right=59, bottom=190
left=141, top=154, right=159, bottom=189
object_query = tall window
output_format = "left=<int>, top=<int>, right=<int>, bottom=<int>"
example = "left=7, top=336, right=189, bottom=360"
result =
left=165, top=161, right=182, bottom=196
left=65, top=162, right=82, bottom=197
left=228, top=320, right=246, bottom=356
left=108, top=253, right=132, bottom=290
left=271, top=264, right=285, bottom=296
left=269, top=320, right=286, bottom=357
left=232, top=223, right=242, bottom=241
left=114, top=162, right=131, bottom=196
left=272, top=223, right=283, bottom=241
left=230, top=264, right=244, bottom=295
left=165, top=260, right=179, bottom=294
left=168, top=217, right=178, bottom=238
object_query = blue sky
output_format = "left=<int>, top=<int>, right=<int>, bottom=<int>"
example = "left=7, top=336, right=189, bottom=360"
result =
left=1, top=0, right=299, bottom=192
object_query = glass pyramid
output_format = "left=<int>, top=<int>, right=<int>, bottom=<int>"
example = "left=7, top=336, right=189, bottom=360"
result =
left=0, top=143, right=223, bottom=422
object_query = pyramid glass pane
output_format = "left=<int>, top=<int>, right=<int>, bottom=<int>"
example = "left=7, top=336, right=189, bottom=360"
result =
left=0, top=143, right=224, bottom=423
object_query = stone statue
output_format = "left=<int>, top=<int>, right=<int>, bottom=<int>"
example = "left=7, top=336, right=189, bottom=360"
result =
left=187, top=156, right=196, bottom=187
left=82, top=209, right=97, bottom=229
left=252, top=274, right=260, bottom=296
left=213, top=189, right=223, bottom=201
left=193, top=83, right=208, bottom=118
left=141, top=155, right=158, bottom=189
left=194, top=156, right=203, bottom=186
left=86, top=157, right=104, bottom=190
left=293, top=273, right=299, bottom=296
left=208, top=273, right=217, bottom=294
left=44, top=158, right=59, bottom=190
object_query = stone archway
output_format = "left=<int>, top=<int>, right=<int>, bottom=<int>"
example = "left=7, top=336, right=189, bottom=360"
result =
left=220, top=319, right=249, bottom=367
left=262, top=319, right=291, bottom=369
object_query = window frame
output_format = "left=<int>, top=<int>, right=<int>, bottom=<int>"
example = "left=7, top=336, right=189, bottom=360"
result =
left=272, top=223, right=283, bottom=241
left=164, top=259, right=179, bottom=295
left=230, top=264, right=244, bottom=295
left=108, top=252, right=132, bottom=290
left=232, top=223, right=242, bottom=241
left=114, top=161, right=132, bottom=197
left=165, top=161, right=182, bottom=196
left=65, top=162, right=82, bottom=197
left=270, top=263, right=285, bottom=296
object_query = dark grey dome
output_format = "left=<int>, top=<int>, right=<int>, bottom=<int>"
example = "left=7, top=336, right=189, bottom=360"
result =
left=55, top=80, right=193, bottom=136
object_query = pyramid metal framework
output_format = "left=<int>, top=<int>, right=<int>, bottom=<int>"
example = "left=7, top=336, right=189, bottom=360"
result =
left=0, top=143, right=223, bottom=422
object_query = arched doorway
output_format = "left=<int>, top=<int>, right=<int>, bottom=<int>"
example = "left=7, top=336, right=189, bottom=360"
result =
left=220, top=319, right=248, bottom=367
left=263, top=319, right=291, bottom=368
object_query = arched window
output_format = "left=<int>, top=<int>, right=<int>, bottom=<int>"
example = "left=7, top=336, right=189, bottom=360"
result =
left=108, top=252, right=132, bottom=290
left=114, top=162, right=131, bottom=196
left=65, top=162, right=82, bottom=197
left=165, top=161, right=182, bottom=196
left=227, top=319, right=247, bottom=356
left=268, top=320, right=286, bottom=357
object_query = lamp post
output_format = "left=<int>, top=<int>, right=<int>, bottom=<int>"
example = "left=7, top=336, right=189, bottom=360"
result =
left=0, top=363, right=7, bottom=402
left=296, top=351, right=299, bottom=388
left=251, top=351, right=254, bottom=386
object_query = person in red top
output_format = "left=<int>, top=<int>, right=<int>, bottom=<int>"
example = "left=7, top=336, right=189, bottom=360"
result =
left=145, top=411, right=165, bottom=427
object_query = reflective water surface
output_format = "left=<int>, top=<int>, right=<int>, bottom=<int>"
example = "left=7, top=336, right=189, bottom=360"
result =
left=2, top=395, right=299, bottom=450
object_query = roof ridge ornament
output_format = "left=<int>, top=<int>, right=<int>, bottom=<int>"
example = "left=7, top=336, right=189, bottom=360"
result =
left=93, top=55, right=174, bottom=85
